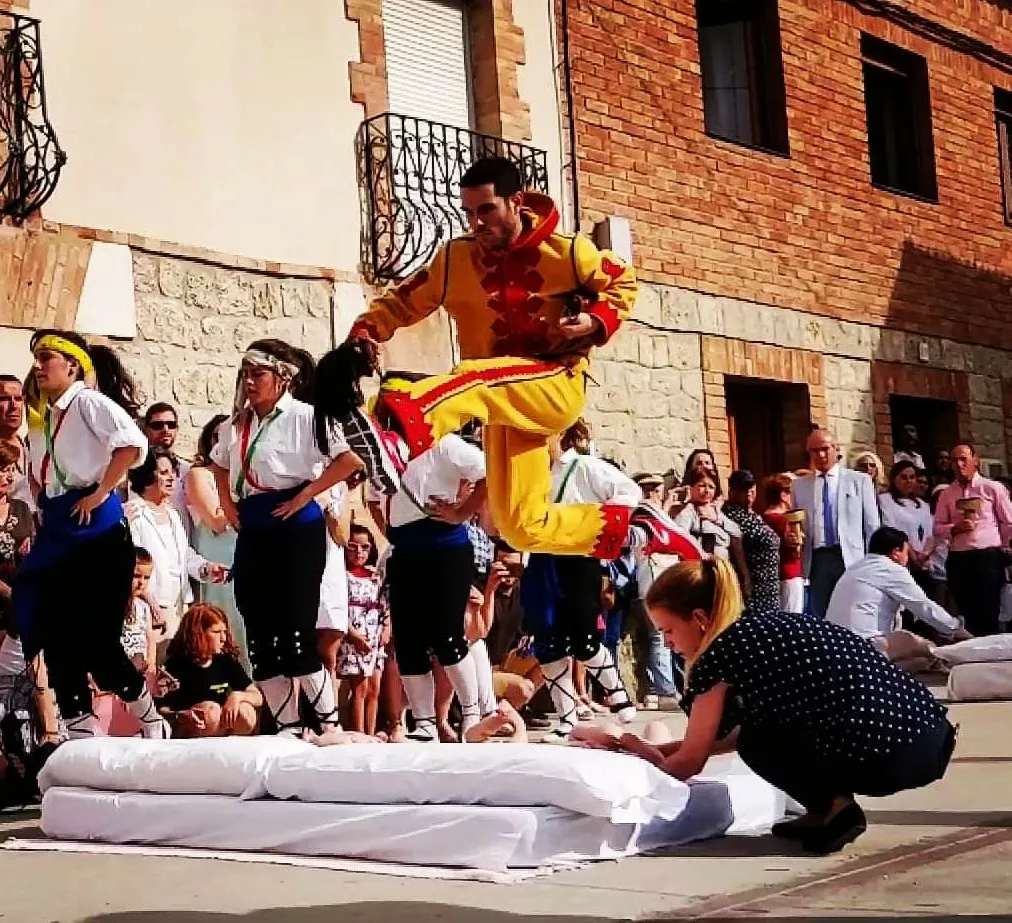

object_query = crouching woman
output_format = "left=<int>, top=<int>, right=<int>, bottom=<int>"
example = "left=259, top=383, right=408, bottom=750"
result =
left=158, top=604, right=262, bottom=738
left=628, top=557, right=956, bottom=855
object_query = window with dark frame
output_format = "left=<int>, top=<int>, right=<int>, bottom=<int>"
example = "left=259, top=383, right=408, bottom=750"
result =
left=695, top=0, right=790, bottom=155
left=861, top=34, right=938, bottom=201
left=995, top=88, right=1012, bottom=225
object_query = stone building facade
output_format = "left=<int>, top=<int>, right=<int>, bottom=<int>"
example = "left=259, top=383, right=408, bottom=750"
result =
left=565, top=0, right=1012, bottom=478
left=0, top=0, right=1008, bottom=482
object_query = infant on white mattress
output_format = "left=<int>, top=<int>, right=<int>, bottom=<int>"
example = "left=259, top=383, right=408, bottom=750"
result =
left=304, top=699, right=528, bottom=746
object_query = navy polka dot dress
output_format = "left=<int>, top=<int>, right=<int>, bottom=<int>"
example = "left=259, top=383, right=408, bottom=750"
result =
left=682, top=611, right=948, bottom=762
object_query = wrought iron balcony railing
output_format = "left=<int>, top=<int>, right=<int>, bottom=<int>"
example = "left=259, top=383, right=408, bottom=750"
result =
left=0, top=13, right=65, bottom=220
left=357, top=112, right=550, bottom=283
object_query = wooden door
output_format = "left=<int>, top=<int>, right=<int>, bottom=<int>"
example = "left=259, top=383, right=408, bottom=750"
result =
left=725, top=379, right=786, bottom=481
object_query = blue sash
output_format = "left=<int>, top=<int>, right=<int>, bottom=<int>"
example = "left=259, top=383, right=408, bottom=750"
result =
left=388, top=517, right=468, bottom=551
left=236, top=485, right=323, bottom=531
left=15, top=487, right=125, bottom=660
left=519, top=553, right=561, bottom=636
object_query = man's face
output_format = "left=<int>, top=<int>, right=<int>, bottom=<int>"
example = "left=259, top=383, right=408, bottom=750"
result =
left=461, top=183, right=523, bottom=250
left=146, top=410, right=178, bottom=450
left=0, top=381, right=23, bottom=433
left=903, top=424, right=919, bottom=448
left=951, top=445, right=977, bottom=482
left=495, top=551, right=523, bottom=593
left=889, top=542, right=911, bottom=568
left=641, top=482, right=663, bottom=504
left=807, top=432, right=836, bottom=474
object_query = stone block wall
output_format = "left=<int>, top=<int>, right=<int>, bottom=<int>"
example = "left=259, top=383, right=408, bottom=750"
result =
left=120, top=253, right=336, bottom=452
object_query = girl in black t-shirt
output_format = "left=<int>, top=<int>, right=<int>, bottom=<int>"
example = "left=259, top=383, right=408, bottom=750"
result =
left=158, top=603, right=262, bottom=738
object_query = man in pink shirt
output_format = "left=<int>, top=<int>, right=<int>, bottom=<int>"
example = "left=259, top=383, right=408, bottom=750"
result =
left=933, top=443, right=1012, bottom=635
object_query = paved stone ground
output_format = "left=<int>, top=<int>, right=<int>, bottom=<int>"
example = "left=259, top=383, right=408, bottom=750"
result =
left=0, top=695, right=1009, bottom=923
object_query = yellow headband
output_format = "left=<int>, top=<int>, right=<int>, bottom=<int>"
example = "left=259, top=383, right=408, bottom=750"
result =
left=33, top=334, right=95, bottom=377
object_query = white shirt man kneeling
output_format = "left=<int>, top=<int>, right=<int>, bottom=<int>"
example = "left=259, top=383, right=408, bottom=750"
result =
left=826, top=526, right=971, bottom=674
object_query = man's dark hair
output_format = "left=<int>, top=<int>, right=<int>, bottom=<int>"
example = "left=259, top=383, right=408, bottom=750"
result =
left=460, top=157, right=523, bottom=197
left=869, top=526, right=909, bottom=557
left=0, top=375, right=21, bottom=387
left=728, top=469, right=756, bottom=493
left=144, top=402, right=177, bottom=425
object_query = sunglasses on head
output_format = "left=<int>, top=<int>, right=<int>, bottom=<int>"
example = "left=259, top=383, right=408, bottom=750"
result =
left=148, top=420, right=178, bottom=431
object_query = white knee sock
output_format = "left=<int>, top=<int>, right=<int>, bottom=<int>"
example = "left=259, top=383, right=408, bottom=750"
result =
left=126, top=688, right=172, bottom=739
left=66, top=711, right=102, bottom=740
left=541, top=656, right=578, bottom=741
left=299, top=669, right=340, bottom=730
left=400, top=672, right=438, bottom=742
left=469, top=639, right=496, bottom=718
left=581, top=645, right=636, bottom=723
left=443, top=651, right=481, bottom=737
left=259, top=675, right=301, bottom=736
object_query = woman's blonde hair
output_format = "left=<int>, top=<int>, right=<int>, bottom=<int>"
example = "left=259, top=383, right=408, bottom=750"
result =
left=644, top=557, right=743, bottom=676
left=851, top=450, right=886, bottom=490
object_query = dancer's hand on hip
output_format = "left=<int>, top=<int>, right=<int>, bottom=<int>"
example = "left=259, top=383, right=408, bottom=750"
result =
left=273, top=488, right=312, bottom=520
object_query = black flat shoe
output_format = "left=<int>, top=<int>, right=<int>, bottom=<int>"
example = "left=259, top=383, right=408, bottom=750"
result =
left=771, top=815, right=821, bottom=841
left=802, top=802, right=867, bottom=855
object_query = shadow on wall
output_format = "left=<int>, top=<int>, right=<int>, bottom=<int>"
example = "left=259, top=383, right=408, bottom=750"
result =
left=872, top=240, right=1012, bottom=466
left=886, top=240, right=1012, bottom=351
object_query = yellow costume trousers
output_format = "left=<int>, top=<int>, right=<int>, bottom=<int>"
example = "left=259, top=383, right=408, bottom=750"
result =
left=380, top=356, right=631, bottom=558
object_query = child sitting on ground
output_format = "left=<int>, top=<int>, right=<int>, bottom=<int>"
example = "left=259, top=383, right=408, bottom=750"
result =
left=337, top=524, right=388, bottom=735
left=157, top=603, right=262, bottom=738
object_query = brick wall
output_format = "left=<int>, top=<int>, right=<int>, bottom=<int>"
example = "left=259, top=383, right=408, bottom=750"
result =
left=564, top=0, right=1012, bottom=349
left=700, top=336, right=826, bottom=474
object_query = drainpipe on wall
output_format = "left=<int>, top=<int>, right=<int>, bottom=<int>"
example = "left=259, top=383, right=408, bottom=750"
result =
left=559, top=0, right=581, bottom=231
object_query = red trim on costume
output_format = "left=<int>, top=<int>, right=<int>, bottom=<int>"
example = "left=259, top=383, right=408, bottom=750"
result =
left=512, top=193, right=559, bottom=252
left=591, top=504, right=634, bottom=561
left=587, top=301, right=621, bottom=344
left=417, top=360, right=562, bottom=413
left=377, top=390, right=435, bottom=459
left=349, top=319, right=380, bottom=341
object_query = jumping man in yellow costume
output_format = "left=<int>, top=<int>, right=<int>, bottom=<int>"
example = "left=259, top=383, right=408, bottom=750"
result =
left=347, top=157, right=674, bottom=560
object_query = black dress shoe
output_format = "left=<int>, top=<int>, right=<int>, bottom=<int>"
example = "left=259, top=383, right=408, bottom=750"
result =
left=802, top=802, right=867, bottom=855
left=771, top=815, right=820, bottom=840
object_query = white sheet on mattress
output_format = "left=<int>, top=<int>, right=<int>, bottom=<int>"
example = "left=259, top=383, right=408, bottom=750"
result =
left=40, top=788, right=640, bottom=872
left=933, top=634, right=1012, bottom=665
left=38, top=736, right=310, bottom=797
left=947, top=660, right=1012, bottom=701
left=254, top=741, right=691, bottom=825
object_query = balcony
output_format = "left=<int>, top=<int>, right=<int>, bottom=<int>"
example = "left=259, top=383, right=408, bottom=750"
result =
left=0, top=12, right=65, bottom=220
left=356, top=112, right=549, bottom=283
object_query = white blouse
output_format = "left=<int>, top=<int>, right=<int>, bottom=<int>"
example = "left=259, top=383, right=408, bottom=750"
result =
left=27, top=381, right=148, bottom=499
left=878, top=493, right=933, bottom=553
left=388, top=434, right=486, bottom=529
left=549, top=448, right=641, bottom=507
left=125, top=498, right=209, bottom=616
left=210, top=392, right=349, bottom=499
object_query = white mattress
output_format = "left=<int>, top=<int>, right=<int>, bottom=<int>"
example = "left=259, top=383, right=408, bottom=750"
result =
left=40, top=788, right=638, bottom=871
left=34, top=739, right=789, bottom=875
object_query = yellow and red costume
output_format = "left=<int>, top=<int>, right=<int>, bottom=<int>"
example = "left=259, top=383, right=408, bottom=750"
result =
left=350, top=193, right=637, bottom=559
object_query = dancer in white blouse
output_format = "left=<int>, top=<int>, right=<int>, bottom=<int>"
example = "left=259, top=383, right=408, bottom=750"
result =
left=16, top=330, right=165, bottom=739
left=210, top=340, right=365, bottom=735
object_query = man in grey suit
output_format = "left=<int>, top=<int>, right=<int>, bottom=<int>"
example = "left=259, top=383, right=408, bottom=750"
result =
left=792, top=429, right=881, bottom=618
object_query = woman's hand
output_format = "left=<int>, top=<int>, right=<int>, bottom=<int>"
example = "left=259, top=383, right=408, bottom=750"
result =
left=72, top=488, right=110, bottom=526
left=221, top=692, right=243, bottom=728
left=618, top=733, right=665, bottom=766
left=698, top=505, right=718, bottom=523
left=201, top=563, right=229, bottom=584
left=272, top=488, right=312, bottom=521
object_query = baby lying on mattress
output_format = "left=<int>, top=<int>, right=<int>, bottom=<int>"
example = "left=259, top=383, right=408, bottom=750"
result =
left=305, top=699, right=528, bottom=746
